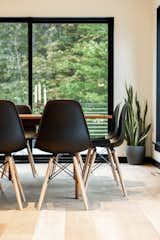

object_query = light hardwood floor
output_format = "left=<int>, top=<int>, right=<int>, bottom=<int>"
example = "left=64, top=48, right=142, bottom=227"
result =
left=0, top=163, right=160, bottom=239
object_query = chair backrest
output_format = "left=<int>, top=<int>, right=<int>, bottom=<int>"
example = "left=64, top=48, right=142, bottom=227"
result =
left=0, top=100, right=26, bottom=154
left=114, top=103, right=128, bottom=146
left=35, top=100, right=91, bottom=154
left=109, top=103, right=121, bottom=138
left=16, top=104, right=36, bottom=134
left=16, top=104, right=32, bottom=114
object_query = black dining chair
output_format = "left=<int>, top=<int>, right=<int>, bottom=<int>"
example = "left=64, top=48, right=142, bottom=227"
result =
left=92, top=103, right=120, bottom=144
left=106, top=103, right=128, bottom=196
left=84, top=104, right=128, bottom=196
left=35, top=100, right=95, bottom=210
left=16, top=104, right=37, bottom=177
left=0, top=100, right=27, bottom=210
left=84, top=103, right=121, bottom=186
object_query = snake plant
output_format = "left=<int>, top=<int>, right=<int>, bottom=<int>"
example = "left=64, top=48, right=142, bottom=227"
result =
left=125, top=85, right=151, bottom=146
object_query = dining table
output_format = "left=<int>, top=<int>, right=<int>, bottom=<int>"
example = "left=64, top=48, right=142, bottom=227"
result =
left=19, top=114, right=112, bottom=126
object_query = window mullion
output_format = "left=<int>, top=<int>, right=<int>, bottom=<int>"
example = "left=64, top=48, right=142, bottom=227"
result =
left=28, top=19, right=33, bottom=108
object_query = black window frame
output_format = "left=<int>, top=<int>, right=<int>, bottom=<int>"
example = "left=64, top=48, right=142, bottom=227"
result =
left=0, top=17, right=114, bottom=128
left=156, top=8, right=160, bottom=151
left=0, top=17, right=114, bottom=161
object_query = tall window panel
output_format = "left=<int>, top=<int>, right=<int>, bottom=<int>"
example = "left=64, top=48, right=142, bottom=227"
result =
left=0, top=18, right=113, bottom=140
left=32, top=22, right=110, bottom=137
left=0, top=23, right=28, bottom=103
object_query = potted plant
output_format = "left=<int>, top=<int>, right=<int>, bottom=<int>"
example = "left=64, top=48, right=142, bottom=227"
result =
left=125, top=85, right=151, bottom=164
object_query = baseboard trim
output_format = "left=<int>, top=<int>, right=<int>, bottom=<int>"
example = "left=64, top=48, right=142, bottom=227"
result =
left=118, top=157, right=153, bottom=164
left=0, top=154, right=110, bottom=164
left=0, top=155, right=154, bottom=164
left=151, top=159, right=160, bottom=169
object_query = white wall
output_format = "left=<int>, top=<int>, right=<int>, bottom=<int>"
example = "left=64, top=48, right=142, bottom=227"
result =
left=153, top=0, right=160, bottom=162
left=0, top=0, right=154, bottom=156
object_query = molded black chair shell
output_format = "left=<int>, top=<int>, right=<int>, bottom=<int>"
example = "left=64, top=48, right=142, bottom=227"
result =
left=35, top=100, right=91, bottom=154
left=92, top=103, right=121, bottom=147
left=0, top=100, right=26, bottom=154
left=16, top=104, right=32, bottom=114
left=16, top=104, right=37, bottom=177
left=16, top=104, right=37, bottom=139
left=92, top=104, right=127, bottom=149
left=107, top=103, right=121, bottom=139
left=105, top=103, right=128, bottom=149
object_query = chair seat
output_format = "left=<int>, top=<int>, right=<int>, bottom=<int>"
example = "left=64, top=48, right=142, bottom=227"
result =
left=92, top=137, right=110, bottom=147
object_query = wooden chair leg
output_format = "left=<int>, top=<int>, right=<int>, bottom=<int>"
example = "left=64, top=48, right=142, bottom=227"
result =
left=111, top=149, right=127, bottom=197
left=73, top=163, right=79, bottom=199
left=12, top=157, right=26, bottom=202
left=0, top=180, right=3, bottom=192
left=74, top=150, right=94, bottom=198
left=37, top=158, right=54, bottom=210
left=26, top=142, right=37, bottom=177
left=8, top=156, right=23, bottom=210
left=50, top=155, right=59, bottom=176
left=75, top=153, right=84, bottom=172
left=1, top=156, right=8, bottom=178
left=74, top=152, right=87, bottom=198
left=107, top=148, right=119, bottom=186
left=82, top=148, right=92, bottom=180
left=73, top=156, right=88, bottom=210
left=84, top=149, right=96, bottom=189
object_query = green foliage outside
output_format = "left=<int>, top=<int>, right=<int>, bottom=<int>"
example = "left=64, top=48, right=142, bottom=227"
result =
left=0, top=23, right=28, bottom=103
left=33, top=23, right=108, bottom=112
left=0, top=23, right=108, bottom=111
left=0, top=23, right=109, bottom=137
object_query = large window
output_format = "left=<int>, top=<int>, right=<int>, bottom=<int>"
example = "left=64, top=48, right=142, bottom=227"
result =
left=0, top=18, right=113, bottom=138
left=33, top=23, right=108, bottom=111
left=0, top=22, right=28, bottom=103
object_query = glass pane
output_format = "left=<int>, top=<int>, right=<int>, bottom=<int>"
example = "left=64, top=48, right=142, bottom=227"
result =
left=0, top=23, right=28, bottom=104
left=33, top=23, right=108, bottom=137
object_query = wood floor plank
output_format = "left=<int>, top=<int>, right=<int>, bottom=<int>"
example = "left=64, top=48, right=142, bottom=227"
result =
left=0, top=164, right=160, bottom=239
left=0, top=224, right=7, bottom=237
left=0, top=211, right=39, bottom=240
left=138, top=199, right=160, bottom=236
left=91, top=201, right=160, bottom=240
left=65, top=211, right=101, bottom=240
left=33, top=210, right=65, bottom=240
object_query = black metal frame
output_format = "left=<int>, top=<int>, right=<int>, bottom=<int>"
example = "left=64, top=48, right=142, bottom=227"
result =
left=28, top=19, right=33, bottom=107
left=0, top=17, right=114, bottom=159
left=156, top=8, right=160, bottom=150
left=0, top=17, right=114, bottom=113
